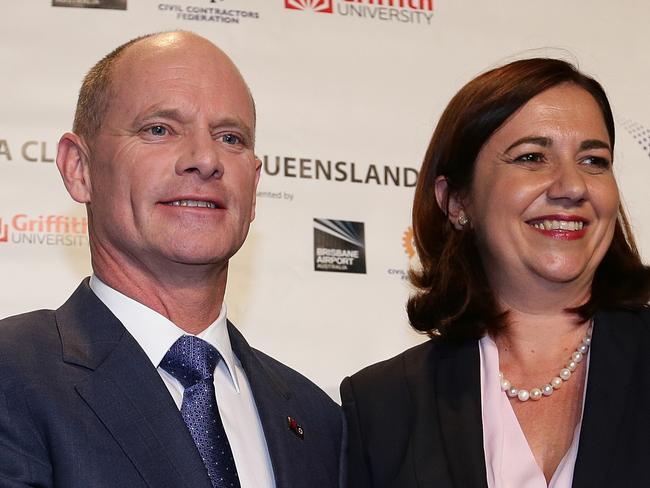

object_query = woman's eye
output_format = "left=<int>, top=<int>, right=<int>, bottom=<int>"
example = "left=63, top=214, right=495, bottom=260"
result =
left=221, top=133, right=242, bottom=145
left=514, top=153, right=544, bottom=163
left=582, top=156, right=611, bottom=168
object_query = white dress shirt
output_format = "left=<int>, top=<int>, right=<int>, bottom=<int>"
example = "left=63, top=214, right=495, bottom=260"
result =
left=89, top=275, right=275, bottom=488
left=479, top=334, right=589, bottom=488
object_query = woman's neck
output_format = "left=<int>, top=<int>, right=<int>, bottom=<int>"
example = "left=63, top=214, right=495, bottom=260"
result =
left=494, top=308, right=590, bottom=373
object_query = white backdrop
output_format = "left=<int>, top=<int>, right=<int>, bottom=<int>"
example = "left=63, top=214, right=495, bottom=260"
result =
left=1, top=0, right=649, bottom=400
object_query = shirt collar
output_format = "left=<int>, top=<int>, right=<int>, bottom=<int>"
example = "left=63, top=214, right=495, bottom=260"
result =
left=89, top=274, right=241, bottom=393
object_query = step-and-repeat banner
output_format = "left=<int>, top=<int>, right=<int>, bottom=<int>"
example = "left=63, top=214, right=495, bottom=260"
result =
left=1, top=1, right=649, bottom=399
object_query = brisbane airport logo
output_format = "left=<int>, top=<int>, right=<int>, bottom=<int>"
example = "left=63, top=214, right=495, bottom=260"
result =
left=0, top=214, right=88, bottom=247
left=157, top=1, right=260, bottom=24
left=314, top=218, right=366, bottom=273
left=284, top=0, right=435, bottom=26
left=52, top=0, right=127, bottom=10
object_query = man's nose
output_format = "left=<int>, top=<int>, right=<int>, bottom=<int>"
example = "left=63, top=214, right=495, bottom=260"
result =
left=175, top=131, right=224, bottom=179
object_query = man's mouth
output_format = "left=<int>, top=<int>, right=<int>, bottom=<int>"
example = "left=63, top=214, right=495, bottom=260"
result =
left=163, top=199, right=219, bottom=209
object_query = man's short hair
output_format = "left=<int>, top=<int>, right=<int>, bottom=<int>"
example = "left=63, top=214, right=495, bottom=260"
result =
left=72, top=33, right=156, bottom=140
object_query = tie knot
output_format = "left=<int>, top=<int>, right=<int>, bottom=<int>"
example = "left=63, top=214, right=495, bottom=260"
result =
left=160, top=335, right=221, bottom=388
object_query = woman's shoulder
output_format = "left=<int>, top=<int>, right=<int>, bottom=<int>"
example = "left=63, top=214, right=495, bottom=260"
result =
left=340, top=340, right=439, bottom=423
left=346, top=339, right=437, bottom=384
left=341, top=336, right=473, bottom=405
left=596, top=306, right=650, bottom=331
left=636, top=307, right=650, bottom=329
left=637, top=307, right=650, bottom=324
left=594, top=307, right=650, bottom=357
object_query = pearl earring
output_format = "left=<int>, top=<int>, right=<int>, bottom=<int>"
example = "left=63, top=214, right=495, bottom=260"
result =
left=458, top=211, right=469, bottom=227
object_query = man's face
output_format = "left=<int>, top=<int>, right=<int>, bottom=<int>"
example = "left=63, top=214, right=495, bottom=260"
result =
left=85, top=35, right=260, bottom=274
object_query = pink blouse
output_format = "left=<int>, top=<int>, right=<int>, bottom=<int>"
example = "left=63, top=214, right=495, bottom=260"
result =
left=479, top=335, right=589, bottom=488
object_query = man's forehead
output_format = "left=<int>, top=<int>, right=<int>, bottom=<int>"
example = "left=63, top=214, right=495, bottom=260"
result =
left=95, top=33, right=255, bottom=130
left=115, top=35, right=232, bottom=79
left=131, top=32, right=224, bottom=57
left=115, top=39, right=250, bottom=96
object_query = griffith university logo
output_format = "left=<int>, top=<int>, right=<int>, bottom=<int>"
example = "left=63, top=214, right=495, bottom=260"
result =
left=285, top=0, right=333, bottom=13
left=284, top=0, right=435, bottom=25
left=0, top=213, right=88, bottom=247
left=0, top=218, right=8, bottom=243
left=314, top=218, right=366, bottom=273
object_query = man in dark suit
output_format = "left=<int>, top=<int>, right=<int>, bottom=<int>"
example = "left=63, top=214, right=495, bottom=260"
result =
left=0, top=31, right=345, bottom=488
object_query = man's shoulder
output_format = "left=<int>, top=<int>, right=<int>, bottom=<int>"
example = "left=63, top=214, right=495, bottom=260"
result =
left=0, top=308, right=61, bottom=379
left=228, top=322, right=339, bottom=412
left=250, top=346, right=339, bottom=410
left=0, top=308, right=58, bottom=346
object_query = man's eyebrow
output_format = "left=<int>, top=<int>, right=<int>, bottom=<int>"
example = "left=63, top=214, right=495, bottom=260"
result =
left=136, top=108, right=187, bottom=124
left=505, top=136, right=552, bottom=153
left=215, top=117, right=254, bottom=140
left=579, top=139, right=611, bottom=152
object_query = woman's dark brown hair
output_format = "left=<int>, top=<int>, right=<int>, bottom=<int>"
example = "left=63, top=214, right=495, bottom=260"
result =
left=408, top=57, right=650, bottom=341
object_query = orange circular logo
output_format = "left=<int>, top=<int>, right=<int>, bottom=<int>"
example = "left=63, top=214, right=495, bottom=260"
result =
left=402, top=226, right=416, bottom=259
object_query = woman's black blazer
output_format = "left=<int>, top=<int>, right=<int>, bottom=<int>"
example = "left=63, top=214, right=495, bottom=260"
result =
left=340, top=308, right=650, bottom=488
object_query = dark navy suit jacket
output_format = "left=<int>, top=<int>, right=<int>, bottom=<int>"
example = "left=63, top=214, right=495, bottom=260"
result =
left=341, top=308, right=650, bottom=488
left=0, top=280, right=346, bottom=488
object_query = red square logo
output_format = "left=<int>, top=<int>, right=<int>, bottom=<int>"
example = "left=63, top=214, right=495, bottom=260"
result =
left=285, top=0, right=334, bottom=14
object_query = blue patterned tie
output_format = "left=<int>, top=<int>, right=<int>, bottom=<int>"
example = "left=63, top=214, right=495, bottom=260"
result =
left=160, top=335, right=240, bottom=488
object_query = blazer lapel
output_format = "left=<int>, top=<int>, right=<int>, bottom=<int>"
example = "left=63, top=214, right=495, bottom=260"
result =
left=228, top=323, right=300, bottom=488
left=56, top=281, right=212, bottom=488
left=434, top=339, right=489, bottom=488
left=572, top=309, right=644, bottom=488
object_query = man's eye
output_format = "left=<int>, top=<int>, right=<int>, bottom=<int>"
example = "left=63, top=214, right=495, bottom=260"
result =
left=147, top=125, right=168, bottom=137
left=221, top=134, right=242, bottom=145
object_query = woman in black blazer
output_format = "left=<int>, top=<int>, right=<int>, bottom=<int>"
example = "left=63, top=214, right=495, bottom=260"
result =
left=341, top=58, right=650, bottom=488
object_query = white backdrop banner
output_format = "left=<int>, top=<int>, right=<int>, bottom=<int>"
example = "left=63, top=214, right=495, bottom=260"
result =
left=1, top=0, right=649, bottom=400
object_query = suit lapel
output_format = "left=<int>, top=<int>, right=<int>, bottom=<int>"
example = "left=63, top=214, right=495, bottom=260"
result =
left=434, top=339, right=488, bottom=488
left=56, top=281, right=212, bottom=488
left=572, top=309, right=644, bottom=488
left=228, top=323, right=301, bottom=488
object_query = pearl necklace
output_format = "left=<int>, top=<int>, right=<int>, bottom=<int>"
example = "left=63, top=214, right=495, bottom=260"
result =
left=499, top=324, right=593, bottom=402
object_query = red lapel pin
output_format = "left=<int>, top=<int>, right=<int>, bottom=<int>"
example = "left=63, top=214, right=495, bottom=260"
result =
left=287, top=416, right=304, bottom=440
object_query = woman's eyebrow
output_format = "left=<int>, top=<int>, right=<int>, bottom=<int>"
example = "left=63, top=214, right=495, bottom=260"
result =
left=579, top=139, right=611, bottom=152
left=505, top=136, right=552, bottom=153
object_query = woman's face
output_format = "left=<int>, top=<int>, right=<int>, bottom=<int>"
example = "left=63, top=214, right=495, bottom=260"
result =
left=466, top=83, right=619, bottom=299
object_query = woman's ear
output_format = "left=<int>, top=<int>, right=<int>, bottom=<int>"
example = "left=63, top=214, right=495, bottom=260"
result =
left=56, top=132, right=92, bottom=204
left=434, top=175, right=470, bottom=230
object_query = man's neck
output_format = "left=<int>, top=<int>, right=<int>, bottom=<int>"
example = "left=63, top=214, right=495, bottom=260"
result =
left=93, top=260, right=228, bottom=335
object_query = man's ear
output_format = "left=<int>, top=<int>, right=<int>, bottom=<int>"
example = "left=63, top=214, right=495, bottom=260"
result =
left=434, top=175, right=468, bottom=230
left=249, top=156, right=262, bottom=221
left=56, top=132, right=92, bottom=204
